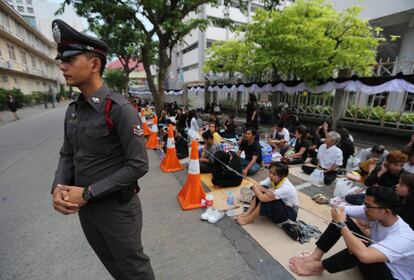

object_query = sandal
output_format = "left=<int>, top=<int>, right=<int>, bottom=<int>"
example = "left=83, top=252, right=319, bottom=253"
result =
left=312, top=193, right=323, bottom=201
left=315, top=195, right=329, bottom=204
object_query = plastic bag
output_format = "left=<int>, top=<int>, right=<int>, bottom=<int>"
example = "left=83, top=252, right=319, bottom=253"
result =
left=346, top=156, right=360, bottom=171
left=310, top=169, right=324, bottom=185
left=334, top=178, right=362, bottom=198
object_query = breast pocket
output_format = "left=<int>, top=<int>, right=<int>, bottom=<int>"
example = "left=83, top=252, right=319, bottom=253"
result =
left=83, top=127, right=116, bottom=155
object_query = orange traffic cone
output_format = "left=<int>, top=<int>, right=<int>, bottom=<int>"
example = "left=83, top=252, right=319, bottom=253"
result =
left=160, top=125, right=184, bottom=172
left=145, top=115, right=159, bottom=149
left=141, top=109, right=150, bottom=136
left=177, top=140, right=206, bottom=210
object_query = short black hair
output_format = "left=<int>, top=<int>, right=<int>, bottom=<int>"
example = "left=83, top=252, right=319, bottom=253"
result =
left=269, top=162, right=289, bottom=177
left=245, top=127, right=256, bottom=136
left=83, top=51, right=106, bottom=76
left=371, top=145, right=385, bottom=154
left=365, top=186, right=401, bottom=215
left=202, top=130, right=214, bottom=140
left=276, top=121, right=285, bottom=128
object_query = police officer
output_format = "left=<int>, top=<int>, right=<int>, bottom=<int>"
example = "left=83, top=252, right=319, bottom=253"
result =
left=50, top=20, right=154, bottom=280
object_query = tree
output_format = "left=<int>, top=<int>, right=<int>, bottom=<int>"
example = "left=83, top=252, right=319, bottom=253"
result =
left=104, top=69, right=124, bottom=93
left=91, top=21, right=145, bottom=95
left=205, top=0, right=381, bottom=84
left=58, top=0, right=282, bottom=111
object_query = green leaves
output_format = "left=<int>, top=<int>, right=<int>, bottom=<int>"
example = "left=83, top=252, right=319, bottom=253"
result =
left=205, top=0, right=380, bottom=83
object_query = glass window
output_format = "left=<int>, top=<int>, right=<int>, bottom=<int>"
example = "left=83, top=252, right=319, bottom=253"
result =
left=17, top=0, right=23, bottom=4
left=2, top=76, right=8, bottom=83
left=17, top=6, right=24, bottom=13
left=14, top=77, right=19, bottom=84
left=1, top=12, right=10, bottom=28
left=27, top=7, right=33, bottom=13
left=30, top=55, right=36, bottom=67
left=7, top=44, right=16, bottom=61
left=26, top=0, right=32, bottom=5
left=20, top=50, right=27, bottom=64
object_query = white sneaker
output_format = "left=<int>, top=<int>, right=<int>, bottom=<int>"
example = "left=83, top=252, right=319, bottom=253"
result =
left=207, top=210, right=225, bottom=224
left=201, top=207, right=215, bottom=221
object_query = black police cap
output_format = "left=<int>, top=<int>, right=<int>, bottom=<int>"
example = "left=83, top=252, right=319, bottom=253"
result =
left=52, top=19, right=108, bottom=60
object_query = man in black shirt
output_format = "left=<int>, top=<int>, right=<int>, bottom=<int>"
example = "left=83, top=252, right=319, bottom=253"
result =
left=238, top=128, right=262, bottom=176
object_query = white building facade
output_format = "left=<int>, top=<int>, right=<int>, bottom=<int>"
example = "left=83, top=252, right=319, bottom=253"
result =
left=0, top=0, right=63, bottom=95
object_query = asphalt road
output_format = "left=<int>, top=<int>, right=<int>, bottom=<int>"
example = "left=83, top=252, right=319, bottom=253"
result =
left=0, top=105, right=292, bottom=280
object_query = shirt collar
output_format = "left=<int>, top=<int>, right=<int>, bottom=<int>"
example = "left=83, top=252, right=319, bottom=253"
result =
left=272, top=177, right=286, bottom=189
left=81, top=85, right=110, bottom=112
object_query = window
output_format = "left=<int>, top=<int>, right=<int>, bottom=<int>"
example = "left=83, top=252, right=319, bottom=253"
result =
left=30, top=55, right=36, bottom=67
left=17, top=0, right=23, bottom=4
left=14, top=77, right=19, bottom=84
left=206, top=40, right=216, bottom=48
left=0, top=11, right=10, bottom=28
left=16, top=23, right=24, bottom=37
left=182, top=43, right=198, bottom=54
left=17, top=6, right=24, bottom=13
left=27, top=7, right=33, bottom=13
left=26, top=0, right=32, bottom=5
left=7, top=44, right=16, bottom=61
left=182, top=63, right=198, bottom=72
left=20, top=50, right=27, bottom=64
left=2, top=76, right=8, bottom=83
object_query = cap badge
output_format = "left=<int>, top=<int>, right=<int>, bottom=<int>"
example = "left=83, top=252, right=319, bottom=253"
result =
left=52, top=22, right=61, bottom=44
left=92, top=97, right=100, bottom=104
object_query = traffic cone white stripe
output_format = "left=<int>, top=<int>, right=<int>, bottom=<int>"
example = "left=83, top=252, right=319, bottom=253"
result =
left=188, top=159, right=200, bottom=175
left=167, top=137, right=175, bottom=148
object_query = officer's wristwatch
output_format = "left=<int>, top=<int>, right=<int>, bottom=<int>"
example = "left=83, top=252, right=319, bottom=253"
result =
left=82, top=187, right=93, bottom=202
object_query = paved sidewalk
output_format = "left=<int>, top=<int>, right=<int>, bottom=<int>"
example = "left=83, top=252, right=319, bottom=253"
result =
left=0, top=101, right=70, bottom=127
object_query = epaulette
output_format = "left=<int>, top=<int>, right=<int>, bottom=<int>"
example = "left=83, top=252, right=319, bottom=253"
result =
left=104, top=91, right=131, bottom=131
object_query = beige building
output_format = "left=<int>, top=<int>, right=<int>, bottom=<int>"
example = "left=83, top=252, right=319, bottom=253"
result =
left=0, top=1, right=63, bottom=95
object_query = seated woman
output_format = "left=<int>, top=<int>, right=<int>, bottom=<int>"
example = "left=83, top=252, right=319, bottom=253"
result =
left=302, top=131, right=343, bottom=185
left=211, top=150, right=243, bottom=188
left=305, top=129, right=321, bottom=164
left=235, top=162, right=299, bottom=225
left=220, top=114, right=236, bottom=139
left=282, top=126, right=310, bottom=165
left=403, top=147, right=414, bottom=174
left=186, top=110, right=201, bottom=140
left=161, top=122, right=189, bottom=159
left=396, top=172, right=414, bottom=230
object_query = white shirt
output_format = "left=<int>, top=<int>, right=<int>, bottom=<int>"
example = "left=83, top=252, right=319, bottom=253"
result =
left=357, top=148, right=388, bottom=163
left=345, top=206, right=414, bottom=280
left=403, top=162, right=414, bottom=174
left=317, top=144, right=343, bottom=169
left=187, top=117, right=200, bottom=140
left=168, top=116, right=176, bottom=124
left=260, top=177, right=299, bottom=206
left=273, top=128, right=290, bottom=142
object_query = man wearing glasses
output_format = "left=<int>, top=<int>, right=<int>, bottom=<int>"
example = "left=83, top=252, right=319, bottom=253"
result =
left=289, top=186, right=414, bottom=280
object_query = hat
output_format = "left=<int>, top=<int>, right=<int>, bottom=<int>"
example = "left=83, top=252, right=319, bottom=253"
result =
left=52, top=19, right=108, bottom=60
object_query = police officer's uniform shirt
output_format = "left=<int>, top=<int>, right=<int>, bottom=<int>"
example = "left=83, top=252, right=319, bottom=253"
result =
left=52, top=85, right=148, bottom=198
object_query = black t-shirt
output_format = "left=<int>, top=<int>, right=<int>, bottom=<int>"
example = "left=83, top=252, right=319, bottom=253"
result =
left=177, top=113, right=187, bottom=128
left=225, top=120, right=236, bottom=135
left=399, top=201, right=414, bottom=230
left=339, top=138, right=355, bottom=167
left=239, top=139, right=262, bottom=164
left=294, top=139, right=310, bottom=161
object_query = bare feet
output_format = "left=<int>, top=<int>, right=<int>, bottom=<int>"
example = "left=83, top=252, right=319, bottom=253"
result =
left=235, top=215, right=252, bottom=225
left=289, top=253, right=315, bottom=265
left=289, top=257, right=323, bottom=276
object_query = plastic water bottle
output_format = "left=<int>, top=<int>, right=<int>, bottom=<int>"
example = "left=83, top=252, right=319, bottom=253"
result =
left=226, top=192, right=235, bottom=217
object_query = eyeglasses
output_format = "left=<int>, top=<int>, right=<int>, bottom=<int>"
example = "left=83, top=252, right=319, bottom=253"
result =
left=363, top=203, right=385, bottom=209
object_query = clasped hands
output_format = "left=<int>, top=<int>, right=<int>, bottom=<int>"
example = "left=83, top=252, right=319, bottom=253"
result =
left=52, top=184, right=87, bottom=215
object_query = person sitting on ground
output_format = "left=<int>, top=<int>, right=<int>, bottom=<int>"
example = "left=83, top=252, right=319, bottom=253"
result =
left=238, top=128, right=262, bottom=176
left=302, top=131, right=343, bottom=185
left=402, top=147, right=414, bottom=174
left=166, top=110, right=176, bottom=125
left=144, top=104, right=153, bottom=119
left=208, top=122, right=223, bottom=144
left=220, top=114, right=236, bottom=139
left=235, top=162, right=298, bottom=225
left=208, top=112, right=221, bottom=130
left=315, top=120, right=331, bottom=141
left=348, top=145, right=389, bottom=183
left=268, top=121, right=290, bottom=156
left=186, top=109, right=201, bottom=140
left=305, top=129, right=321, bottom=163
left=282, top=125, right=310, bottom=165
left=160, top=121, right=188, bottom=159
left=211, top=150, right=243, bottom=188
left=199, top=130, right=222, bottom=173
left=337, top=127, right=355, bottom=168
left=214, top=103, right=221, bottom=114
left=175, top=107, right=187, bottom=138
left=289, top=186, right=414, bottom=280
left=396, top=172, right=414, bottom=230
left=364, top=150, right=406, bottom=187
left=345, top=150, right=407, bottom=205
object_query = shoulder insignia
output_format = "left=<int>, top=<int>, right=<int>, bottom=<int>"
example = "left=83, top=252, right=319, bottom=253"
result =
left=133, top=124, right=144, bottom=137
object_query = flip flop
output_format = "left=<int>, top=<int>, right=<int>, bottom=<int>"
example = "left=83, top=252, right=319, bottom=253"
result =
left=312, top=193, right=323, bottom=201
left=315, top=195, right=329, bottom=204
